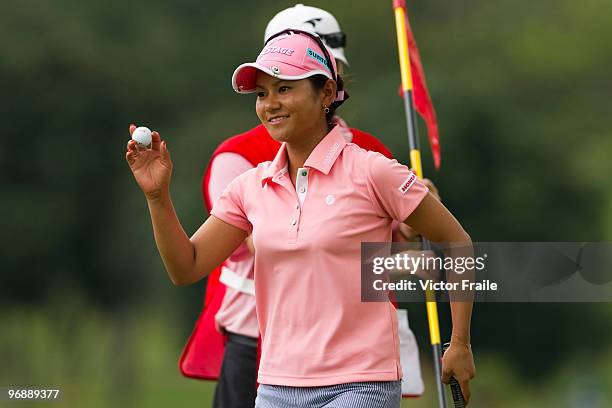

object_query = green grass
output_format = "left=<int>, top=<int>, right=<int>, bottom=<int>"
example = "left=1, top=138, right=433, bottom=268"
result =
left=1, top=299, right=610, bottom=407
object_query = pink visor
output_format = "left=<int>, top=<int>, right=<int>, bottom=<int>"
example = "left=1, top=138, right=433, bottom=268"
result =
left=232, top=31, right=346, bottom=102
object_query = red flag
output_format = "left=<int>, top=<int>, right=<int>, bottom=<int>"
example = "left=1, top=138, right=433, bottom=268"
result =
left=397, top=13, right=441, bottom=169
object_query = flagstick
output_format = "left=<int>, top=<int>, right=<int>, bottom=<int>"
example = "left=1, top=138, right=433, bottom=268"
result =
left=392, top=1, right=447, bottom=407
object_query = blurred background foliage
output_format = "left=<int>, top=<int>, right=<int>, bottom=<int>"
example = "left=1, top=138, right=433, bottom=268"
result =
left=1, top=0, right=611, bottom=406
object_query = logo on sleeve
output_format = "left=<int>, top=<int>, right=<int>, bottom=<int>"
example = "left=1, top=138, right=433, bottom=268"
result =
left=398, top=173, right=417, bottom=194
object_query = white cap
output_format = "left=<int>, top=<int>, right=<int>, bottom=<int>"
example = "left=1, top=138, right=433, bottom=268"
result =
left=264, top=4, right=349, bottom=66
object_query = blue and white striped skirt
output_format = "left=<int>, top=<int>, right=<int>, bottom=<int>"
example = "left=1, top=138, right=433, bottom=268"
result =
left=255, top=381, right=401, bottom=408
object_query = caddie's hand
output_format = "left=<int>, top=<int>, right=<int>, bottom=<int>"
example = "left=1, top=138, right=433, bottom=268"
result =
left=126, top=124, right=173, bottom=200
left=422, top=178, right=440, bottom=200
left=396, top=175, right=441, bottom=241
left=409, top=169, right=440, bottom=200
left=441, top=342, right=476, bottom=405
left=395, top=223, right=420, bottom=242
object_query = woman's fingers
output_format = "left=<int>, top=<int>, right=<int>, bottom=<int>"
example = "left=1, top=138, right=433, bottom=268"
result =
left=126, top=150, right=136, bottom=165
left=459, top=379, right=471, bottom=404
left=441, top=344, right=475, bottom=405
left=127, top=139, right=137, bottom=151
left=127, top=139, right=146, bottom=153
left=441, top=362, right=452, bottom=384
left=160, top=141, right=173, bottom=167
left=151, top=131, right=161, bottom=151
left=441, top=366, right=472, bottom=405
left=129, top=123, right=136, bottom=135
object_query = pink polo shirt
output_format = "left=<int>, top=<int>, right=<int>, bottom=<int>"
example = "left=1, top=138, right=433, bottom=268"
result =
left=211, top=125, right=429, bottom=387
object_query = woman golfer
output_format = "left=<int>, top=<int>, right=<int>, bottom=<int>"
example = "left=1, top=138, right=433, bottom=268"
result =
left=126, top=30, right=475, bottom=407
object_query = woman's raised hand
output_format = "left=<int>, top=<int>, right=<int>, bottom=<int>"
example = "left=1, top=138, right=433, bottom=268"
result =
left=126, top=124, right=173, bottom=200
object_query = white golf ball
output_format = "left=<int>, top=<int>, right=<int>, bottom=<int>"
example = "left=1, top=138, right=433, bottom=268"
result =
left=132, top=126, right=152, bottom=147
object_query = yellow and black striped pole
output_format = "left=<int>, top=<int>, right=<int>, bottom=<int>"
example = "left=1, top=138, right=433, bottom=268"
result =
left=392, top=1, right=446, bottom=406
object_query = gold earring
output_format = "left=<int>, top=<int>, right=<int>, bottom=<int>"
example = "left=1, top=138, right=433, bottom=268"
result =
left=323, top=105, right=330, bottom=114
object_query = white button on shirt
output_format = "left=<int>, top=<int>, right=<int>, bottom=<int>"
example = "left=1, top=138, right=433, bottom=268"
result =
left=295, top=167, right=309, bottom=206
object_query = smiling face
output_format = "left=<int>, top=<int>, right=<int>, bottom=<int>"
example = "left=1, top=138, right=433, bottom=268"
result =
left=255, top=71, right=336, bottom=144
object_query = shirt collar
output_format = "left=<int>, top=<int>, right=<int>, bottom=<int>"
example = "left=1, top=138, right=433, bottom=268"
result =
left=331, top=115, right=353, bottom=143
left=303, top=125, right=347, bottom=174
left=261, top=142, right=289, bottom=187
left=260, top=125, right=347, bottom=187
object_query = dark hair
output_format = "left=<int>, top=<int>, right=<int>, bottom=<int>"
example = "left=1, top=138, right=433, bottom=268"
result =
left=307, top=74, right=346, bottom=128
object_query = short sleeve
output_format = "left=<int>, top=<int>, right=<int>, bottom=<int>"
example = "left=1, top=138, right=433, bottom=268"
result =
left=210, top=173, right=253, bottom=234
left=365, top=151, right=429, bottom=221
